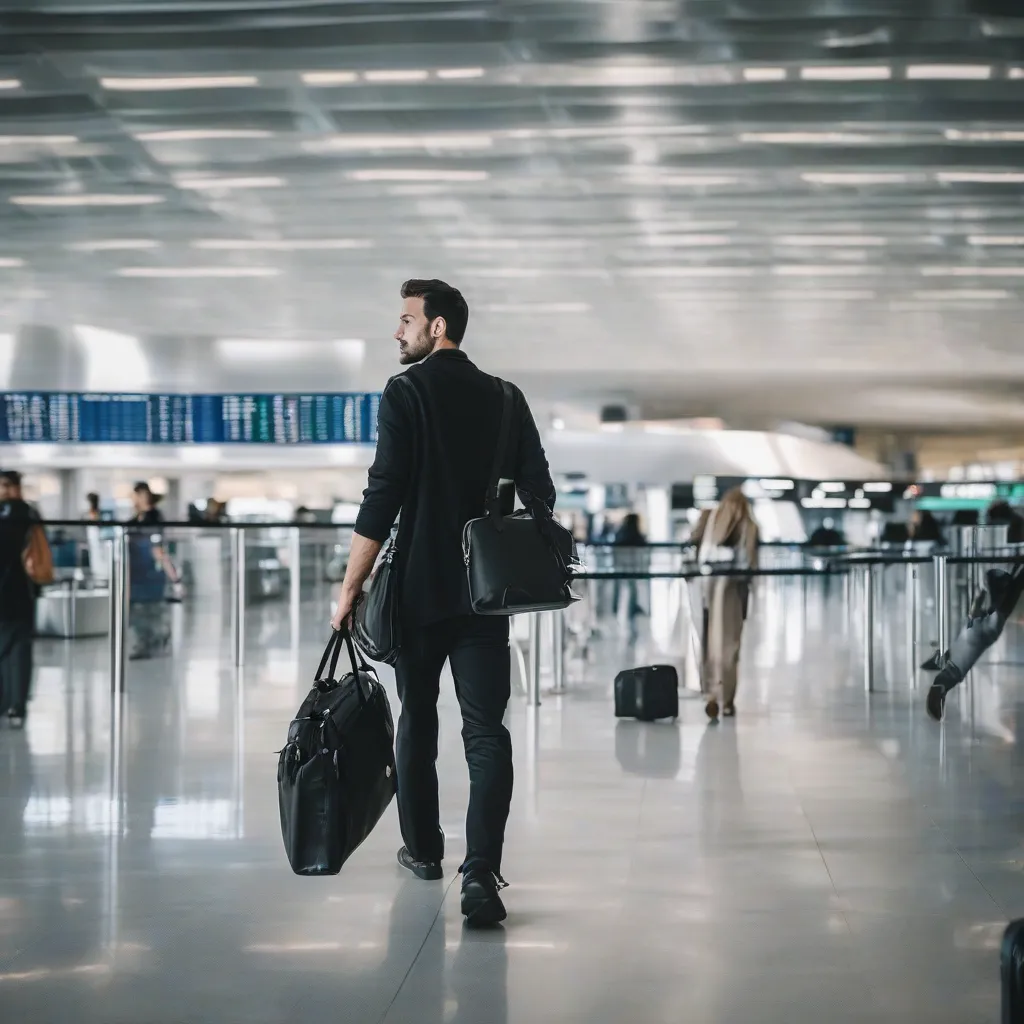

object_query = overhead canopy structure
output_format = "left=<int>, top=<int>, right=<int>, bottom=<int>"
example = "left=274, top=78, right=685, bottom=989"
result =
left=545, top=428, right=887, bottom=485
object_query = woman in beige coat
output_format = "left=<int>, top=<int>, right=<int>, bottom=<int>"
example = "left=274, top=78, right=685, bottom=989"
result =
left=691, top=488, right=759, bottom=721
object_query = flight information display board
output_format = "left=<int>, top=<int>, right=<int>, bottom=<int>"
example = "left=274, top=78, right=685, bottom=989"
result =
left=0, top=392, right=381, bottom=445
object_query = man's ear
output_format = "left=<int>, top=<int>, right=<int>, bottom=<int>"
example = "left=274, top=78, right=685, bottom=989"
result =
left=433, top=316, right=447, bottom=339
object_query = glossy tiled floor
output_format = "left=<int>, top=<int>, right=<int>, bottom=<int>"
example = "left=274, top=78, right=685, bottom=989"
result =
left=2, top=574, right=1022, bottom=1023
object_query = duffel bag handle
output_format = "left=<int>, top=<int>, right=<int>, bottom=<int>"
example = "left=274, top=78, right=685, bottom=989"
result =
left=317, top=628, right=372, bottom=704
left=315, top=630, right=345, bottom=690
left=340, top=628, right=370, bottom=706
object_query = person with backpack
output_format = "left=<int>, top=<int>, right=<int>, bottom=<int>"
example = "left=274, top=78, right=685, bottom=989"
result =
left=0, top=470, right=52, bottom=727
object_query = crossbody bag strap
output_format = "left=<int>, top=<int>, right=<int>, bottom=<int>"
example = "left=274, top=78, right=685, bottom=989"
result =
left=385, top=374, right=425, bottom=554
left=485, top=380, right=515, bottom=519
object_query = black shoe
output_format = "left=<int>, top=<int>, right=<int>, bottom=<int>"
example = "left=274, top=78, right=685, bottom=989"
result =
left=461, top=870, right=507, bottom=928
left=6, top=710, right=24, bottom=729
left=926, top=683, right=947, bottom=722
left=397, top=846, right=442, bottom=881
left=921, top=651, right=944, bottom=672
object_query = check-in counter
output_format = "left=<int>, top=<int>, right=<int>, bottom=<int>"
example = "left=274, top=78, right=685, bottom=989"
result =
left=36, top=577, right=109, bottom=638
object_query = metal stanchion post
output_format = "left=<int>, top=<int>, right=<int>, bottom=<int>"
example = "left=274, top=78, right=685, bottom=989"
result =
left=551, top=610, right=565, bottom=694
left=110, top=528, right=128, bottom=695
left=233, top=527, right=246, bottom=667
left=863, top=564, right=875, bottom=693
left=289, top=526, right=301, bottom=647
left=934, top=554, right=948, bottom=666
left=907, top=562, right=919, bottom=688
left=527, top=612, right=541, bottom=707
left=69, top=575, right=79, bottom=639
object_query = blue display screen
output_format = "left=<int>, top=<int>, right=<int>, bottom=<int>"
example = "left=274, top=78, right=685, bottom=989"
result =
left=0, top=392, right=380, bottom=444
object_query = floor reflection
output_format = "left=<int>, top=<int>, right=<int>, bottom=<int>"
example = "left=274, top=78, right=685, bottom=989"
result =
left=0, top=590, right=1020, bottom=1021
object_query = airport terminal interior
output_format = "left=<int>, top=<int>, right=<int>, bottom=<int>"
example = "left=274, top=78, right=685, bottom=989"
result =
left=5, top=1, right=1024, bottom=1021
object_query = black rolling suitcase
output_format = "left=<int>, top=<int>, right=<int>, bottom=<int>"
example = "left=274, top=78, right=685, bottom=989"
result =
left=278, top=629, right=396, bottom=876
left=614, top=665, right=679, bottom=722
left=1003, top=919, right=1024, bottom=1023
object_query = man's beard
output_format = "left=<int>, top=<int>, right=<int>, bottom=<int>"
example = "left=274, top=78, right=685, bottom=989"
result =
left=398, top=326, right=433, bottom=365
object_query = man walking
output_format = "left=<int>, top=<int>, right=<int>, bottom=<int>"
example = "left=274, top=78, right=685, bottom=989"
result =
left=331, top=279, right=555, bottom=926
left=0, top=471, right=46, bottom=727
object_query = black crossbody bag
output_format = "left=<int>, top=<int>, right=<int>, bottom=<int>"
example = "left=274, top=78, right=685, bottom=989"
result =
left=463, top=380, right=581, bottom=615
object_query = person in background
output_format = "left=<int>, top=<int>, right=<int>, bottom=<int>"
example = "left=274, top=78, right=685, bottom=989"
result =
left=925, top=500, right=1024, bottom=715
left=0, top=471, right=47, bottom=727
left=985, top=500, right=1024, bottom=544
left=127, top=482, right=179, bottom=659
left=908, top=509, right=944, bottom=545
left=807, top=517, right=845, bottom=548
left=691, top=487, right=759, bottom=721
left=204, top=499, right=227, bottom=523
left=85, top=492, right=101, bottom=522
left=612, top=512, right=647, bottom=639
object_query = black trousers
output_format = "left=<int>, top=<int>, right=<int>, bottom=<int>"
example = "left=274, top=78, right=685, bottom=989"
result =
left=0, top=619, right=33, bottom=717
left=394, top=615, right=512, bottom=875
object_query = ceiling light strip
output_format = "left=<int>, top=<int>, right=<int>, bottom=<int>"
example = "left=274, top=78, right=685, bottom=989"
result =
left=135, top=129, right=274, bottom=142
left=920, top=266, right=1024, bottom=277
left=742, top=67, right=787, bottom=82
left=801, top=172, right=913, bottom=185
left=777, top=235, right=887, bottom=246
left=175, top=176, right=285, bottom=190
left=968, top=236, right=1024, bottom=246
left=363, top=69, right=429, bottom=83
left=800, top=65, right=892, bottom=81
left=906, top=64, right=992, bottom=80
left=117, top=267, right=279, bottom=279
left=192, top=239, right=371, bottom=251
left=346, top=169, right=488, bottom=182
left=436, top=67, right=485, bottom=80
left=67, top=240, right=160, bottom=252
left=10, top=194, right=165, bottom=207
left=937, top=171, right=1024, bottom=184
left=100, top=75, right=259, bottom=91
left=913, top=289, right=1010, bottom=300
left=0, top=135, right=77, bottom=145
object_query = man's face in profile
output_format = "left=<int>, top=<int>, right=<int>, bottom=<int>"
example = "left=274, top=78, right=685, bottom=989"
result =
left=394, top=296, right=439, bottom=365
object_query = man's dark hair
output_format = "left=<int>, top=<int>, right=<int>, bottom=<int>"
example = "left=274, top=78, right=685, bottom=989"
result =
left=133, top=481, right=152, bottom=495
left=401, top=278, right=469, bottom=345
left=87, top=491, right=100, bottom=508
left=0, top=470, right=22, bottom=487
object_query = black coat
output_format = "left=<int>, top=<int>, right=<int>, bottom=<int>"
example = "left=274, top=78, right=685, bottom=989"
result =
left=354, top=349, right=556, bottom=627
left=0, top=500, right=36, bottom=622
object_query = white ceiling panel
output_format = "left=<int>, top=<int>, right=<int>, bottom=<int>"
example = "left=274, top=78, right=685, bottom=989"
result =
left=0, top=0, right=1021, bottom=428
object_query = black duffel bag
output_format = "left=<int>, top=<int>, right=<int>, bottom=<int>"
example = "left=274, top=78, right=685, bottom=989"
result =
left=463, top=380, right=581, bottom=615
left=278, top=628, right=396, bottom=875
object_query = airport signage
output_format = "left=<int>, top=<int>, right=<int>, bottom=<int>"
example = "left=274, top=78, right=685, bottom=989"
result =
left=0, top=391, right=381, bottom=445
left=675, top=477, right=894, bottom=512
